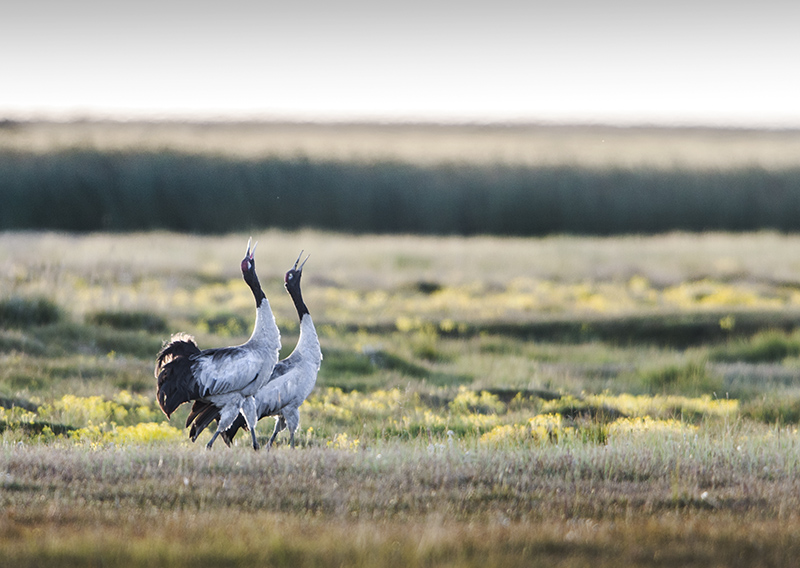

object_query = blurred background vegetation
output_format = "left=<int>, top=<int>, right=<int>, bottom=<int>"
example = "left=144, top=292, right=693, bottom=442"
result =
left=3, top=120, right=800, bottom=235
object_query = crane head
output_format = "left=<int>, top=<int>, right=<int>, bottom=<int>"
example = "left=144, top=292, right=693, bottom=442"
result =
left=241, top=237, right=258, bottom=274
left=285, top=250, right=309, bottom=288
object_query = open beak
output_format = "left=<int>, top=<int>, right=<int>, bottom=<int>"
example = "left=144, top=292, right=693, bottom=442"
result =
left=245, top=237, right=258, bottom=260
left=293, top=250, right=310, bottom=272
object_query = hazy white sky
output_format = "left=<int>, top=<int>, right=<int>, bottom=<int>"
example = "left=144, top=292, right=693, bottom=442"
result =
left=2, top=0, right=799, bottom=126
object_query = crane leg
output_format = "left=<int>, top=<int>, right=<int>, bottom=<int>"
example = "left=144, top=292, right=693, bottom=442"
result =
left=268, top=416, right=286, bottom=448
left=241, top=396, right=260, bottom=451
left=249, top=429, right=260, bottom=451
left=284, top=408, right=300, bottom=449
left=208, top=403, right=240, bottom=450
left=206, top=430, right=220, bottom=449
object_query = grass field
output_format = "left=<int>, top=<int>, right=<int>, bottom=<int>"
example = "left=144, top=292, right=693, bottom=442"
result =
left=3, top=230, right=800, bottom=566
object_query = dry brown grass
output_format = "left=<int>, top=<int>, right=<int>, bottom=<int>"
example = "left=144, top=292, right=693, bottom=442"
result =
left=4, top=511, right=800, bottom=568
left=3, top=437, right=800, bottom=567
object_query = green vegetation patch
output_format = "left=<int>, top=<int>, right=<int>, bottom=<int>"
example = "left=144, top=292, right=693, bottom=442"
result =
left=0, top=396, right=37, bottom=412
left=711, top=329, right=800, bottom=363
left=0, top=297, right=62, bottom=327
left=741, top=395, right=800, bottom=425
left=0, top=329, right=47, bottom=355
left=195, top=312, right=250, bottom=337
left=86, top=310, right=167, bottom=333
left=640, top=360, right=724, bottom=396
left=31, top=322, right=164, bottom=359
left=0, top=420, right=73, bottom=436
left=319, top=347, right=467, bottom=391
left=439, top=311, right=800, bottom=348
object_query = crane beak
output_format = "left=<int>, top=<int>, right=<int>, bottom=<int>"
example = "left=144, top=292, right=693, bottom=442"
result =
left=245, top=237, right=257, bottom=259
left=292, top=250, right=304, bottom=270
left=293, top=250, right=310, bottom=272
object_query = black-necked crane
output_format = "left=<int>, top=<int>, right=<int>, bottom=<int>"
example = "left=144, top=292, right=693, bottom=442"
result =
left=190, top=251, right=322, bottom=449
left=155, top=238, right=281, bottom=450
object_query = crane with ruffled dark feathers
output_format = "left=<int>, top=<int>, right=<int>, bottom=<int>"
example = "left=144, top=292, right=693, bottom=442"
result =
left=190, top=251, right=321, bottom=449
left=155, top=238, right=281, bottom=450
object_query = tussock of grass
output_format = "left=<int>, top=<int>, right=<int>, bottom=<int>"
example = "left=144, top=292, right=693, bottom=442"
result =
left=0, top=420, right=73, bottom=437
left=640, top=360, right=724, bottom=395
left=0, top=396, right=37, bottom=412
left=741, top=395, right=800, bottom=425
left=711, top=329, right=800, bottom=363
left=0, top=297, right=61, bottom=327
left=318, top=348, right=375, bottom=377
left=86, top=310, right=167, bottom=333
left=319, top=347, right=466, bottom=390
left=435, top=311, right=800, bottom=348
left=0, top=329, right=47, bottom=354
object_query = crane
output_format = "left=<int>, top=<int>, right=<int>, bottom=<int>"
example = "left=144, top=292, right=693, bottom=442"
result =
left=190, top=251, right=322, bottom=449
left=155, top=238, right=281, bottom=450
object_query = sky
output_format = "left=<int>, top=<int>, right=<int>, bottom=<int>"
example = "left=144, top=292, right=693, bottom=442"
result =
left=2, top=0, right=799, bottom=127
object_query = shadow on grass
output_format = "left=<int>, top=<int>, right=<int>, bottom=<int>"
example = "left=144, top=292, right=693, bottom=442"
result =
left=320, top=348, right=470, bottom=390
left=20, top=322, right=164, bottom=359
left=451, top=312, right=800, bottom=348
left=0, top=396, right=38, bottom=412
left=0, top=420, right=73, bottom=436
left=86, top=310, right=167, bottom=334
left=332, top=310, right=800, bottom=349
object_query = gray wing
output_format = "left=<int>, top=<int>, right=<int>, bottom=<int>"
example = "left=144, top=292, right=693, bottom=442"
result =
left=267, top=359, right=292, bottom=382
left=254, top=361, right=305, bottom=418
left=192, top=347, right=263, bottom=396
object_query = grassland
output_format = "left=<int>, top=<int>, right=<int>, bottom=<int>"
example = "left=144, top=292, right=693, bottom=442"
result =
left=3, top=231, right=800, bottom=566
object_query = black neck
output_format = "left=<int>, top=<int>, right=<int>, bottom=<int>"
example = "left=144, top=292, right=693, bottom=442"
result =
left=244, top=272, right=266, bottom=307
left=288, top=283, right=309, bottom=320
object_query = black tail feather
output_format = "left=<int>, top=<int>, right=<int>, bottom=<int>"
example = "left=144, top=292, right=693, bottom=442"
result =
left=155, top=333, right=202, bottom=418
left=185, top=400, right=213, bottom=428
left=221, top=414, right=248, bottom=446
left=187, top=401, right=223, bottom=443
